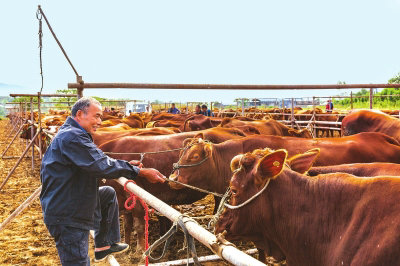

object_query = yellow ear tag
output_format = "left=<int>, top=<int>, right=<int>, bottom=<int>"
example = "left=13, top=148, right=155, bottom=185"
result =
left=273, top=161, right=280, bottom=167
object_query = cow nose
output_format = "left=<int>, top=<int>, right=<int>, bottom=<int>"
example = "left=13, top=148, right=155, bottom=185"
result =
left=168, top=172, right=185, bottom=190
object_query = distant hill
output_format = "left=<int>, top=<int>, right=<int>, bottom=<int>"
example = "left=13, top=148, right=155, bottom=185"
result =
left=0, top=82, right=34, bottom=97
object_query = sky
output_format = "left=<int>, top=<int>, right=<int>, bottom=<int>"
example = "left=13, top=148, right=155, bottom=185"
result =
left=1, top=1, right=400, bottom=104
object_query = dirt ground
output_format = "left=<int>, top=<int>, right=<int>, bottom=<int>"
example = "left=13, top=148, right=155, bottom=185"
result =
left=0, top=119, right=278, bottom=266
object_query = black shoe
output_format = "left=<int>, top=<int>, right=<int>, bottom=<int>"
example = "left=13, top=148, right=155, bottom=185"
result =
left=94, top=243, right=129, bottom=262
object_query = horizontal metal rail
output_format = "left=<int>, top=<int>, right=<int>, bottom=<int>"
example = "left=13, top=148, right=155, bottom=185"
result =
left=9, top=94, right=77, bottom=97
left=117, top=177, right=265, bottom=266
left=146, top=249, right=258, bottom=266
left=68, top=83, right=400, bottom=90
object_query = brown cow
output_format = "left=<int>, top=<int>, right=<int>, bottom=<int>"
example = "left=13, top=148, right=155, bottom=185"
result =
left=150, top=113, right=192, bottom=122
left=219, top=118, right=312, bottom=138
left=121, top=113, right=144, bottom=128
left=182, top=114, right=223, bottom=131
left=92, top=127, right=182, bottom=146
left=215, top=148, right=400, bottom=265
left=96, top=123, right=132, bottom=131
left=98, top=127, right=249, bottom=251
left=169, top=132, right=400, bottom=195
left=341, top=109, right=400, bottom=142
left=308, top=162, right=400, bottom=177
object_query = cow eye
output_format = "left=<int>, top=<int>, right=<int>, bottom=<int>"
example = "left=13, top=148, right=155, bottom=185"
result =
left=192, top=154, right=200, bottom=160
left=231, top=188, right=238, bottom=196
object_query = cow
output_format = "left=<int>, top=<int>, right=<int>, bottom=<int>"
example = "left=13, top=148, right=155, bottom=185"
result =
left=308, top=162, right=400, bottom=177
left=92, top=127, right=181, bottom=146
left=341, top=109, right=400, bottom=142
left=219, top=118, right=312, bottom=138
left=96, top=123, right=132, bottom=131
left=169, top=132, right=400, bottom=196
left=215, top=148, right=400, bottom=265
left=182, top=115, right=223, bottom=131
left=98, top=127, right=249, bottom=252
left=150, top=113, right=192, bottom=122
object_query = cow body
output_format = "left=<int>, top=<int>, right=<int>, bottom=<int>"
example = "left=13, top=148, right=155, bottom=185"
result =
left=220, top=118, right=312, bottom=138
left=308, top=162, right=400, bottom=177
left=216, top=148, right=400, bottom=266
left=92, top=127, right=181, bottom=146
left=342, top=109, right=400, bottom=142
left=170, top=132, right=400, bottom=195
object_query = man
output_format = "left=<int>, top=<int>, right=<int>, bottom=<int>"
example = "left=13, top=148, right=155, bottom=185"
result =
left=194, top=104, right=201, bottom=114
left=40, top=97, right=165, bottom=265
left=167, top=103, right=180, bottom=114
left=200, top=104, right=214, bottom=117
left=326, top=99, right=334, bottom=113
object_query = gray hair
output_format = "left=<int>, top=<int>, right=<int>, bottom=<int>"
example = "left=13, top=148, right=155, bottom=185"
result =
left=71, top=97, right=101, bottom=117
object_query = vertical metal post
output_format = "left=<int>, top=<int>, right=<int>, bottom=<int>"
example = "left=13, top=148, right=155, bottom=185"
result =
left=369, top=88, right=373, bottom=109
left=24, top=102, right=28, bottom=147
left=312, top=96, right=316, bottom=138
left=30, top=98, right=34, bottom=171
left=291, top=98, right=295, bottom=127
left=77, top=76, right=84, bottom=99
left=241, top=99, right=245, bottom=116
left=350, top=91, right=353, bottom=110
left=38, top=93, right=42, bottom=159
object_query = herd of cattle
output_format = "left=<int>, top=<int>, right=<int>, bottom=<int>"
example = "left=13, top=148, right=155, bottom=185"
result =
left=13, top=107, right=400, bottom=265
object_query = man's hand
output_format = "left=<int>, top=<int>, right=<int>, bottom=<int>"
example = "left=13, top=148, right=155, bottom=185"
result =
left=129, top=160, right=143, bottom=168
left=138, top=168, right=166, bottom=183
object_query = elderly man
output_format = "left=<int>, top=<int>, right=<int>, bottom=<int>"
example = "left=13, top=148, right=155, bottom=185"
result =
left=40, top=97, right=165, bottom=265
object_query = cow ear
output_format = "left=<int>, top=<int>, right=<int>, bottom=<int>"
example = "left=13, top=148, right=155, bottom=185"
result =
left=182, top=138, right=194, bottom=147
left=288, top=148, right=320, bottom=174
left=230, top=154, right=243, bottom=172
left=255, top=150, right=287, bottom=185
left=204, top=143, right=213, bottom=157
left=194, top=132, right=204, bottom=139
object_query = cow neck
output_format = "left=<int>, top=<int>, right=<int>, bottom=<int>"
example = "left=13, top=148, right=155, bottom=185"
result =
left=264, top=170, right=367, bottom=266
left=212, top=140, right=245, bottom=194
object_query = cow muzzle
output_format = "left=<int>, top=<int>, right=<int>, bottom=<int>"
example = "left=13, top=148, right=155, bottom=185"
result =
left=168, top=172, right=185, bottom=190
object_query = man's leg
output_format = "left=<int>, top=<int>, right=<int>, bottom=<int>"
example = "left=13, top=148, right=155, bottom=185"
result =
left=94, top=186, right=128, bottom=262
left=46, top=224, right=90, bottom=266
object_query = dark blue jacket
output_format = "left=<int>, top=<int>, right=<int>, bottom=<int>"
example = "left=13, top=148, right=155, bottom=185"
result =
left=40, top=117, right=139, bottom=230
left=168, top=107, right=180, bottom=114
left=201, top=109, right=214, bottom=117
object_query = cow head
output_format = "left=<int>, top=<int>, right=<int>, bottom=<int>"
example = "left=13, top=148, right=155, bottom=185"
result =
left=288, top=128, right=313, bottom=138
left=169, top=134, right=214, bottom=190
left=215, top=148, right=320, bottom=242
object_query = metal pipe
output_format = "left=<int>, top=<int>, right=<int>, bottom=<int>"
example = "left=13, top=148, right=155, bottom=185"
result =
left=146, top=249, right=258, bottom=266
left=0, top=130, right=41, bottom=192
left=0, top=186, right=42, bottom=231
left=117, top=177, right=265, bottom=266
left=1, top=124, right=25, bottom=158
left=10, top=94, right=76, bottom=97
left=68, top=83, right=400, bottom=90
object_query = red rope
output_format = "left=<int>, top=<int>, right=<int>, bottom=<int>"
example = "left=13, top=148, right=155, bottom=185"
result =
left=124, top=180, right=150, bottom=266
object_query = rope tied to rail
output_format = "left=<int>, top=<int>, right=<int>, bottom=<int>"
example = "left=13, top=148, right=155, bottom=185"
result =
left=36, top=8, right=44, bottom=95
left=124, top=180, right=152, bottom=266
left=144, top=215, right=201, bottom=266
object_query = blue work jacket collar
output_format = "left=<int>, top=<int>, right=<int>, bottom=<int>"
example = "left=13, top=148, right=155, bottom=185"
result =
left=63, top=116, right=93, bottom=142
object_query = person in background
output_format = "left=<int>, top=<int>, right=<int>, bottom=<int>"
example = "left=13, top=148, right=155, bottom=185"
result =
left=167, top=103, right=180, bottom=114
left=194, top=104, right=201, bottom=114
left=40, top=97, right=165, bottom=265
left=200, top=104, right=214, bottom=117
left=326, top=99, right=334, bottom=113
